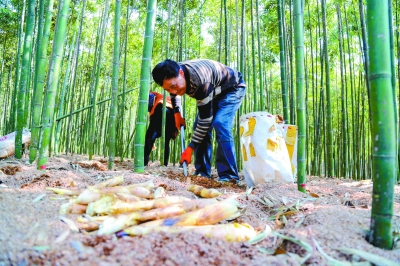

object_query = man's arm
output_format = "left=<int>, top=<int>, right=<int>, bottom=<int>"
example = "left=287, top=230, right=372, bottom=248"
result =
left=188, top=82, right=215, bottom=149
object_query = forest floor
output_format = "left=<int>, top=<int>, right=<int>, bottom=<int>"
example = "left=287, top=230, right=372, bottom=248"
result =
left=0, top=154, right=400, bottom=266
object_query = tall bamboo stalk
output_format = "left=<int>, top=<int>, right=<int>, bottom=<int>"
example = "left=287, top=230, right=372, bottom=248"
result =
left=321, top=0, right=333, bottom=177
left=294, top=0, right=306, bottom=193
left=160, top=0, right=173, bottom=165
left=9, top=0, right=26, bottom=133
left=108, top=0, right=122, bottom=170
left=255, top=0, right=263, bottom=110
left=277, top=0, right=289, bottom=121
left=366, top=0, right=396, bottom=250
left=37, top=0, right=70, bottom=169
left=15, top=0, right=35, bottom=159
left=88, top=1, right=109, bottom=159
left=119, top=2, right=131, bottom=162
left=388, top=0, right=398, bottom=181
left=30, top=0, right=55, bottom=162
left=134, top=0, right=157, bottom=172
left=250, top=0, right=256, bottom=111
left=336, top=4, right=348, bottom=178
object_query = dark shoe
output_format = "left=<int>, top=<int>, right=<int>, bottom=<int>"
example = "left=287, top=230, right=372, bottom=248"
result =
left=192, top=171, right=210, bottom=178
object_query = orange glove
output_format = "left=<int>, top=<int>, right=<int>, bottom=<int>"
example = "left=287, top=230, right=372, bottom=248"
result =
left=180, top=147, right=193, bottom=164
left=174, top=112, right=186, bottom=130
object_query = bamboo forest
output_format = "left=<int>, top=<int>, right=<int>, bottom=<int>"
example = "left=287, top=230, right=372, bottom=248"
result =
left=0, top=0, right=399, bottom=264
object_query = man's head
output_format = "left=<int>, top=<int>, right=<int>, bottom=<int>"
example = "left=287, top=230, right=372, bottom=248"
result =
left=152, top=59, right=186, bottom=95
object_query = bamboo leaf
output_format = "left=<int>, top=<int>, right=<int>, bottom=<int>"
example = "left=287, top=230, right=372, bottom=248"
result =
left=54, top=229, right=70, bottom=244
left=32, top=193, right=46, bottom=203
left=257, top=247, right=276, bottom=254
left=246, top=186, right=254, bottom=196
left=247, top=224, right=273, bottom=245
left=273, top=231, right=313, bottom=265
left=33, top=246, right=51, bottom=252
left=281, top=196, right=289, bottom=206
left=312, top=236, right=352, bottom=266
left=59, top=215, right=79, bottom=232
left=336, top=248, right=399, bottom=266
left=263, top=197, right=275, bottom=208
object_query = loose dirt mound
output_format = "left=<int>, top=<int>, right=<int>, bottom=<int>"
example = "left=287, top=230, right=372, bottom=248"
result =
left=0, top=155, right=399, bottom=265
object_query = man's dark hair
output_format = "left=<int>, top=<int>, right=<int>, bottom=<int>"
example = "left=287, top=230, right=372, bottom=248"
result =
left=152, top=59, right=180, bottom=86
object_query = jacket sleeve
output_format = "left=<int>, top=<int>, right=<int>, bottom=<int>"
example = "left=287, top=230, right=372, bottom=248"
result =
left=188, top=82, right=214, bottom=149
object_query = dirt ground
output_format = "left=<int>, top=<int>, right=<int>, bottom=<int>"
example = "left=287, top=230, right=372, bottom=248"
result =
left=0, top=154, right=399, bottom=266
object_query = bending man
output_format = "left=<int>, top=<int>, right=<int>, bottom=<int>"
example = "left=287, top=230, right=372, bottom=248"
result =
left=152, top=59, right=246, bottom=183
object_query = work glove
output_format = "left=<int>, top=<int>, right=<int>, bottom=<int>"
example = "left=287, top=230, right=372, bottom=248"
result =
left=174, top=112, right=186, bottom=131
left=180, top=146, right=193, bottom=165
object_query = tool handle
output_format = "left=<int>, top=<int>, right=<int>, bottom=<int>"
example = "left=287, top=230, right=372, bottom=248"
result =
left=180, top=125, right=188, bottom=176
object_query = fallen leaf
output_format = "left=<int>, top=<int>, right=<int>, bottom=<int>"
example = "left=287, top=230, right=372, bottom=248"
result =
left=309, top=192, right=319, bottom=198
left=337, top=248, right=398, bottom=266
left=54, top=230, right=70, bottom=244
left=247, top=224, right=273, bottom=245
left=59, top=216, right=79, bottom=232
left=32, top=193, right=46, bottom=203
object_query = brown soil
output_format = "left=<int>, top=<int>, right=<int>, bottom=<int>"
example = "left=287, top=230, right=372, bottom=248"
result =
left=0, top=154, right=399, bottom=265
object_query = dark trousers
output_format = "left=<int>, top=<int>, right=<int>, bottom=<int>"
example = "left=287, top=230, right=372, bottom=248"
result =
left=144, top=105, right=175, bottom=166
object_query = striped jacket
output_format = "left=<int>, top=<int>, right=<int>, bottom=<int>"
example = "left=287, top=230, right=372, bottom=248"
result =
left=170, top=59, right=245, bottom=148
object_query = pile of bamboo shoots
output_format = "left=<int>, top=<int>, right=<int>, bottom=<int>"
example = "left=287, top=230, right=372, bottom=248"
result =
left=47, top=175, right=257, bottom=242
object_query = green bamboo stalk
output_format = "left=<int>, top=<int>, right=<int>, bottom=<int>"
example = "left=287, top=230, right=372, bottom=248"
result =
left=107, top=0, right=122, bottom=170
left=5, top=65, right=13, bottom=133
left=160, top=0, right=173, bottom=166
left=0, top=51, right=5, bottom=134
left=255, top=0, right=263, bottom=111
left=397, top=0, right=400, bottom=181
left=288, top=0, right=295, bottom=125
left=15, top=0, right=35, bottom=159
left=336, top=4, right=348, bottom=178
left=250, top=0, right=256, bottom=111
left=134, top=0, right=157, bottom=172
left=65, top=0, right=87, bottom=155
left=29, top=0, right=55, bottom=162
left=388, top=0, right=398, bottom=181
left=54, top=32, right=76, bottom=156
left=9, top=0, right=26, bottom=133
left=344, top=7, right=356, bottom=180
left=88, top=0, right=110, bottom=159
left=37, top=0, right=70, bottom=169
left=321, top=0, right=333, bottom=178
left=294, top=0, right=306, bottom=193
left=277, top=0, right=289, bottom=121
left=24, top=32, right=34, bottom=126
left=366, top=0, right=396, bottom=250
left=306, top=0, right=314, bottom=174
left=119, top=2, right=131, bottom=162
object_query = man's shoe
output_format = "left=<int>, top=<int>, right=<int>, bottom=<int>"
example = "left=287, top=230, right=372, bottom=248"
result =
left=192, top=171, right=210, bottom=178
left=217, top=177, right=238, bottom=184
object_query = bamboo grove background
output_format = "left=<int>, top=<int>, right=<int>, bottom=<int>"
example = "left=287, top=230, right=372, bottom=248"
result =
left=0, top=0, right=399, bottom=180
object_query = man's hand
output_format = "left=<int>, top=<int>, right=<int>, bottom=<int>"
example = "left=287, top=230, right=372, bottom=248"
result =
left=180, top=147, right=193, bottom=164
left=174, top=112, right=186, bottom=130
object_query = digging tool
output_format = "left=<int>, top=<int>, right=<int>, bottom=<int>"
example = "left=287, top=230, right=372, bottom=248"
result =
left=180, top=125, right=188, bottom=176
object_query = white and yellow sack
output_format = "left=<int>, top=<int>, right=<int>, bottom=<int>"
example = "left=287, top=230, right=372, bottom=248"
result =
left=239, top=112, right=295, bottom=186
left=0, top=129, right=31, bottom=158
